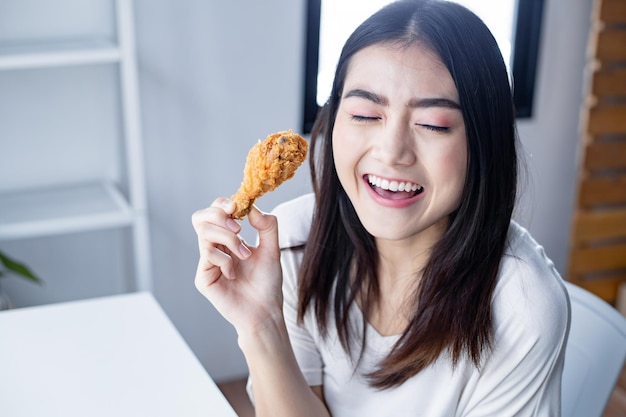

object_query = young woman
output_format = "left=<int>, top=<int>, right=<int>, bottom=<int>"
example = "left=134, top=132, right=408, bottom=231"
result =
left=192, top=1, right=570, bottom=416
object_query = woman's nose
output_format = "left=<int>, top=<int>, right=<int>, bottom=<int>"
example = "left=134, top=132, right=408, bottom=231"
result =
left=370, top=122, right=416, bottom=166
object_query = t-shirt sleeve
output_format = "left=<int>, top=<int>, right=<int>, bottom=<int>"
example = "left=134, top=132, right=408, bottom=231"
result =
left=272, top=194, right=323, bottom=386
left=462, top=254, right=570, bottom=417
left=281, top=248, right=324, bottom=386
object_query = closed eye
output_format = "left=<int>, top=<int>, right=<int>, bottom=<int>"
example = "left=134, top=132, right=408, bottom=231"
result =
left=417, top=124, right=449, bottom=133
left=351, top=115, right=381, bottom=122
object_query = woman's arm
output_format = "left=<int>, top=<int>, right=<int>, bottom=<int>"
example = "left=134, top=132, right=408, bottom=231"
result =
left=192, top=198, right=329, bottom=417
left=239, top=311, right=329, bottom=416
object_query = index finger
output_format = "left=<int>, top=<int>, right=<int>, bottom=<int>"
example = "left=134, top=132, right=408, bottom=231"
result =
left=192, top=197, right=240, bottom=234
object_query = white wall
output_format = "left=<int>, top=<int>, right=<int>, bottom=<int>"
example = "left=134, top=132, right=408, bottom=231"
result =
left=514, top=0, right=593, bottom=272
left=133, top=0, right=310, bottom=380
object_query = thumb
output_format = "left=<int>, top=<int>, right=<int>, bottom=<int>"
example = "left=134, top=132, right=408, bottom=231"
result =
left=247, top=205, right=279, bottom=251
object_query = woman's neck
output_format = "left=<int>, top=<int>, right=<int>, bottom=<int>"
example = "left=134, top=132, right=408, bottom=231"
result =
left=375, top=220, right=446, bottom=284
left=364, top=223, right=447, bottom=336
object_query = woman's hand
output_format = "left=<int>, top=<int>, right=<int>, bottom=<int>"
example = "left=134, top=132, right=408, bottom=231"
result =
left=193, top=198, right=330, bottom=417
left=192, top=197, right=283, bottom=337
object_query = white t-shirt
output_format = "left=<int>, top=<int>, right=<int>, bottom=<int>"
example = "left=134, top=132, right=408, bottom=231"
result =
left=253, top=193, right=570, bottom=417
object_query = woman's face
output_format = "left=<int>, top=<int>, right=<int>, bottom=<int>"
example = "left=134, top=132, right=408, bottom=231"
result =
left=332, top=42, right=467, bottom=244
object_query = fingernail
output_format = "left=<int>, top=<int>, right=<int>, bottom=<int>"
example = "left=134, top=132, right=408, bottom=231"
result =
left=219, top=198, right=235, bottom=212
left=226, top=218, right=240, bottom=233
left=239, top=243, right=251, bottom=258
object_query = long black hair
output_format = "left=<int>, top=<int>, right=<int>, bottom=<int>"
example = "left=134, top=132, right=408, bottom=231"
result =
left=298, top=0, right=518, bottom=388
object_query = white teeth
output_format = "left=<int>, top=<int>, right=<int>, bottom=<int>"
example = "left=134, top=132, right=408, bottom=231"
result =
left=367, top=174, right=422, bottom=192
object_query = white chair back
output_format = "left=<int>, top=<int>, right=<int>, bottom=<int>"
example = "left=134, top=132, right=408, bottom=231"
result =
left=562, top=281, right=626, bottom=417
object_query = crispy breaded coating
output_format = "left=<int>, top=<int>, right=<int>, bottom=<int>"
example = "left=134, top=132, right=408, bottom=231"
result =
left=231, top=130, right=308, bottom=220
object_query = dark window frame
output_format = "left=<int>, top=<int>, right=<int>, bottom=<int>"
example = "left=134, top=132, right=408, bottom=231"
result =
left=302, top=0, right=546, bottom=133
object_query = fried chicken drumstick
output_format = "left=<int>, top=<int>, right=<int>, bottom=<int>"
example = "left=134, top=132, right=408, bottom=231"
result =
left=230, top=130, right=308, bottom=220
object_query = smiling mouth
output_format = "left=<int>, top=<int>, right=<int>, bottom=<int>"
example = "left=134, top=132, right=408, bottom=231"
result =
left=365, top=174, right=424, bottom=199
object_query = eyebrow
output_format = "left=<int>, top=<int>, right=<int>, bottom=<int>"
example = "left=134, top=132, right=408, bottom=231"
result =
left=343, top=88, right=461, bottom=110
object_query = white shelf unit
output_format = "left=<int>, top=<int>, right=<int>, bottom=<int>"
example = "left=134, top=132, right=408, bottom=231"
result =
left=0, top=0, right=152, bottom=293
left=0, top=39, right=121, bottom=70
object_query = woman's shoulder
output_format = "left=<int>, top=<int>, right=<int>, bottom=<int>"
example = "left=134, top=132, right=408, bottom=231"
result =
left=466, top=222, right=570, bottom=413
left=494, top=221, right=570, bottom=337
left=501, top=221, right=566, bottom=292
left=271, top=193, right=315, bottom=249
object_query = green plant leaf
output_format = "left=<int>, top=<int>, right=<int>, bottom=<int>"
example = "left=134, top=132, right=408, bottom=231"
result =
left=0, top=251, right=42, bottom=284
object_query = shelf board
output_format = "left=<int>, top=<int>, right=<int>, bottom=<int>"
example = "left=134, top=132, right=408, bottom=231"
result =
left=0, top=39, right=121, bottom=70
left=0, top=182, right=135, bottom=240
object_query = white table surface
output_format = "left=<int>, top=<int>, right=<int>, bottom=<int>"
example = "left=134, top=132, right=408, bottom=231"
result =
left=0, top=292, right=238, bottom=417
